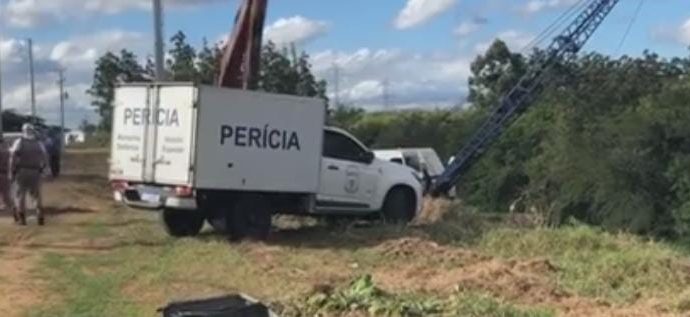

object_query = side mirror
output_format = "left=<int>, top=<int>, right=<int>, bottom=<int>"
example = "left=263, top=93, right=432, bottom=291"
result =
left=360, top=151, right=375, bottom=164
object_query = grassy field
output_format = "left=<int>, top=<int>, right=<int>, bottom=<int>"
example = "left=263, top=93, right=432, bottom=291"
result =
left=0, top=150, right=689, bottom=316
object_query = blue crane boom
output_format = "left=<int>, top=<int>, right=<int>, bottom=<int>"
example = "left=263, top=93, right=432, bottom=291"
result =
left=431, top=0, right=621, bottom=196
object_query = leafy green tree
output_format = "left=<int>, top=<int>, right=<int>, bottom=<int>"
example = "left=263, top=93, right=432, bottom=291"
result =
left=197, top=38, right=222, bottom=85
left=258, top=42, right=328, bottom=101
left=167, top=31, right=198, bottom=81
left=468, top=40, right=527, bottom=109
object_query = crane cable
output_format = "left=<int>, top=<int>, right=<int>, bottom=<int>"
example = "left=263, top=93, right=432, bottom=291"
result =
left=615, top=0, right=645, bottom=55
left=520, top=0, right=592, bottom=54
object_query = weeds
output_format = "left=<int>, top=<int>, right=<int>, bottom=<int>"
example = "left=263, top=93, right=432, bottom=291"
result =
left=279, top=275, right=555, bottom=317
left=478, top=225, right=690, bottom=304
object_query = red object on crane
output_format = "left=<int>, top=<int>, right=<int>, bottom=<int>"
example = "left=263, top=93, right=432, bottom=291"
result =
left=217, top=0, right=268, bottom=89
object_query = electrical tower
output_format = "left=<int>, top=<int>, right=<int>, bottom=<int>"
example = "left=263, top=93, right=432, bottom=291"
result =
left=382, top=78, right=390, bottom=109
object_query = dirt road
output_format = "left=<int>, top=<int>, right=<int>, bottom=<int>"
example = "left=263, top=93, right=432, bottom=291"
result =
left=0, top=150, right=688, bottom=317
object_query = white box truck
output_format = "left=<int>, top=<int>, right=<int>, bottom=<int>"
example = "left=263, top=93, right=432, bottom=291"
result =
left=109, top=83, right=423, bottom=240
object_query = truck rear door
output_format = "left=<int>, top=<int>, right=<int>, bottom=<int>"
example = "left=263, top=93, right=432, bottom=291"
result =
left=110, top=86, right=149, bottom=182
left=110, top=84, right=196, bottom=186
left=151, top=86, right=196, bottom=185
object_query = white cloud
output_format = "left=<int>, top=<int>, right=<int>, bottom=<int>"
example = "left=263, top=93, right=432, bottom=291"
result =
left=453, top=21, right=481, bottom=37
left=651, top=18, right=690, bottom=47
left=2, top=0, right=224, bottom=28
left=394, top=0, right=457, bottom=30
left=522, top=0, right=579, bottom=15
left=49, top=30, right=146, bottom=70
left=264, top=16, right=330, bottom=46
left=1, top=30, right=150, bottom=128
left=680, top=18, right=690, bottom=45
left=475, top=30, right=535, bottom=53
left=312, top=48, right=471, bottom=109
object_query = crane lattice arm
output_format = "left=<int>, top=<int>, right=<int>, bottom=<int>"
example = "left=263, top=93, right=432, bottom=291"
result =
left=431, top=0, right=620, bottom=196
left=217, top=0, right=268, bottom=90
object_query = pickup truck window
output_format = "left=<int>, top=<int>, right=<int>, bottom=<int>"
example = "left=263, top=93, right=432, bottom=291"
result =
left=323, top=130, right=365, bottom=162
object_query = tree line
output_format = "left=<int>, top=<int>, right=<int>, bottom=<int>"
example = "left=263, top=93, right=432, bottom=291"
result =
left=88, top=31, right=327, bottom=131
left=88, top=33, right=690, bottom=237
left=331, top=41, right=690, bottom=237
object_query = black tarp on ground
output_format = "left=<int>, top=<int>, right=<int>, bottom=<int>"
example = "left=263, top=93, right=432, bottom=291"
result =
left=159, top=294, right=277, bottom=317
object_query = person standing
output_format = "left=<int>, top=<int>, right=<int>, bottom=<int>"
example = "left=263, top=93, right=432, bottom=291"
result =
left=0, top=138, right=17, bottom=223
left=10, top=123, right=48, bottom=226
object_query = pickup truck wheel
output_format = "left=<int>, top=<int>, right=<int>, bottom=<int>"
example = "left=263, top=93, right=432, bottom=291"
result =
left=161, top=209, right=204, bottom=237
left=382, top=187, right=416, bottom=224
left=229, top=194, right=272, bottom=241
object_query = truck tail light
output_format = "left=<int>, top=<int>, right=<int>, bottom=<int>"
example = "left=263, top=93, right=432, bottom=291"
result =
left=111, top=180, right=129, bottom=192
left=174, top=186, right=194, bottom=198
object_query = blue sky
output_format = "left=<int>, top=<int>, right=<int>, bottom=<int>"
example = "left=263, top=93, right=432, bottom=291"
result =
left=0, top=0, right=688, bottom=128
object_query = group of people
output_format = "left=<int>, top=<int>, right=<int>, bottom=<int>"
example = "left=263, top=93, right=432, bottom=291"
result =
left=1, top=123, right=49, bottom=226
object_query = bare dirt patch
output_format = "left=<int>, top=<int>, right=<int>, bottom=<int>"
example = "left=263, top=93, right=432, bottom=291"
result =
left=0, top=248, right=49, bottom=317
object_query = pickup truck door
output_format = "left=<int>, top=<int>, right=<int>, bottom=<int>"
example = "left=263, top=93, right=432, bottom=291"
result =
left=317, top=130, right=378, bottom=211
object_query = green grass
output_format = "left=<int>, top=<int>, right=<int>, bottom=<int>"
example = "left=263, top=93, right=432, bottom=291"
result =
left=29, top=253, right=145, bottom=317
left=477, top=225, right=690, bottom=305
left=450, top=293, right=555, bottom=317
left=281, top=275, right=555, bottom=317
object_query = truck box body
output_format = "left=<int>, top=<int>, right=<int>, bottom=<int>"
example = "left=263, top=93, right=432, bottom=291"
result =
left=109, top=83, right=326, bottom=194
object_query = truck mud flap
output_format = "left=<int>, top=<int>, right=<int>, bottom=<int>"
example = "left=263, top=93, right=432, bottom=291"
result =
left=158, top=294, right=278, bottom=317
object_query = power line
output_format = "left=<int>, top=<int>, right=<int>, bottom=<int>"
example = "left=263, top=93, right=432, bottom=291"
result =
left=615, top=0, right=644, bottom=55
left=520, top=0, right=590, bottom=54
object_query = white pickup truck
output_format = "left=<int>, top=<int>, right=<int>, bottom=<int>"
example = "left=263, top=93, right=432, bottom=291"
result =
left=108, top=83, right=423, bottom=240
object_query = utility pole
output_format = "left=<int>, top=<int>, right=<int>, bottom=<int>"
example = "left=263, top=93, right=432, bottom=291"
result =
left=27, top=38, right=36, bottom=118
left=57, top=68, right=66, bottom=135
left=153, top=0, right=166, bottom=81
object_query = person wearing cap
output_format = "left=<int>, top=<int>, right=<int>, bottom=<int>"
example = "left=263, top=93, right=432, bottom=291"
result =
left=0, top=137, right=17, bottom=222
left=10, top=123, right=49, bottom=226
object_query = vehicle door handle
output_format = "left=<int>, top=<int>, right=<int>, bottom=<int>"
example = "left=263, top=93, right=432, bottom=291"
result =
left=154, top=157, right=171, bottom=166
left=328, top=165, right=340, bottom=171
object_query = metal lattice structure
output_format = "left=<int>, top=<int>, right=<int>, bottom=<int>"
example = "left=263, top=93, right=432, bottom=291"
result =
left=431, top=0, right=621, bottom=196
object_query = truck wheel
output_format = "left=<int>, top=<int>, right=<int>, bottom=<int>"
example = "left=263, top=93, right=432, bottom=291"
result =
left=206, top=207, right=230, bottom=234
left=161, top=209, right=204, bottom=237
left=381, top=187, right=416, bottom=224
left=229, top=194, right=272, bottom=241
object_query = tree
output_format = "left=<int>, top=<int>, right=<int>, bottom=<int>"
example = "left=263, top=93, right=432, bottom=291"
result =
left=88, top=34, right=328, bottom=131
left=258, top=42, right=328, bottom=102
left=87, top=52, right=121, bottom=131
left=468, top=39, right=527, bottom=109
left=79, top=119, right=97, bottom=136
left=167, top=31, right=198, bottom=81
left=196, top=38, right=222, bottom=85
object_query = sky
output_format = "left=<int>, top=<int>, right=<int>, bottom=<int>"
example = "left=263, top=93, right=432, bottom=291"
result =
left=0, top=0, right=688, bottom=129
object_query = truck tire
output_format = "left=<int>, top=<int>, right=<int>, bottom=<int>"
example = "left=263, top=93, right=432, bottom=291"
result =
left=161, top=209, right=205, bottom=237
left=206, top=206, right=230, bottom=234
left=228, top=194, right=272, bottom=241
left=381, top=187, right=416, bottom=224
